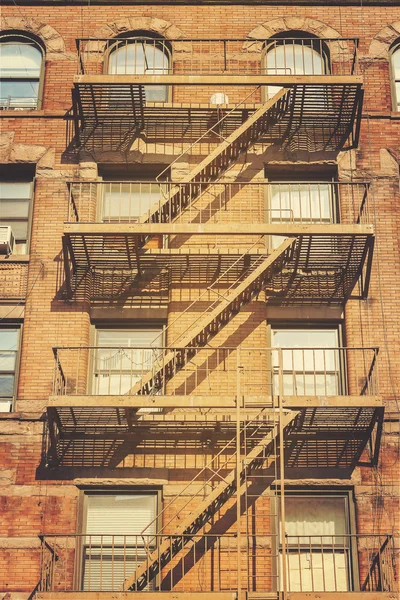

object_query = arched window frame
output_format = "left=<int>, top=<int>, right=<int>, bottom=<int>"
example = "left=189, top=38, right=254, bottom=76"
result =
left=0, top=32, right=45, bottom=110
left=261, top=32, right=330, bottom=103
left=262, top=32, right=331, bottom=76
left=389, top=41, right=400, bottom=112
left=104, top=32, right=172, bottom=102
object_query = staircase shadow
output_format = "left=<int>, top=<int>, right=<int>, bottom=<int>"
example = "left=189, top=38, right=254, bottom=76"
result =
left=164, top=305, right=266, bottom=407
left=160, top=475, right=275, bottom=591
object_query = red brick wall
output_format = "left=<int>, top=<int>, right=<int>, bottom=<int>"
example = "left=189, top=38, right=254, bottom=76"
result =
left=0, top=2, right=399, bottom=595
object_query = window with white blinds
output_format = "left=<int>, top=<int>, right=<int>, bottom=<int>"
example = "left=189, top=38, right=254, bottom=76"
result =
left=92, top=328, right=163, bottom=396
left=272, top=328, right=341, bottom=396
left=82, top=493, right=157, bottom=591
left=280, top=494, right=352, bottom=592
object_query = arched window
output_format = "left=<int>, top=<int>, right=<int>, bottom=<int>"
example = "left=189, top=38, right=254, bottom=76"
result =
left=0, top=34, right=44, bottom=109
left=263, top=33, right=329, bottom=100
left=390, top=42, right=400, bottom=111
left=106, top=34, right=171, bottom=102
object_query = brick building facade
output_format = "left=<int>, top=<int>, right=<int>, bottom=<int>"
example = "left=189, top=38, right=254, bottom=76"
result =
left=0, top=0, right=399, bottom=598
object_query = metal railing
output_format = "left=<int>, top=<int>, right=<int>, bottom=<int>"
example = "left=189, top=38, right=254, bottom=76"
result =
left=283, top=534, right=395, bottom=593
left=66, top=181, right=371, bottom=226
left=76, top=37, right=359, bottom=77
left=52, top=346, right=379, bottom=397
left=38, top=532, right=394, bottom=593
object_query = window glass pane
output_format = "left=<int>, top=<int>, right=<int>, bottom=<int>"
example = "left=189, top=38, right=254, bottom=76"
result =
left=0, top=182, right=31, bottom=199
left=83, top=494, right=157, bottom=591
left=392, top=48, right=400, bottom=79
left=265, top=43, right=324, bottom=76
left=82, top=549, right=150, bottom=592
left=285, top=552, right=348, bottom=592
left=0, top=43, right=42, bottom=78
left=94, top=329, right=163, bottom=395
left=273, top=329, right=338, bottom=349
left=108, top=41, right=169, bottom=101
left=277, top=336, right=339, bottom=370
left=0, top=80, right=39, bottom=108
left=277, top=372, right=339, bottom=395
left=102, top=183, right=163, bottom=221
left=264, top=41, right=325, bottom=102
left=0, top=199, right=30, bottom=218
left=285, top=496, right=347, bottom=540
left=0, top=328, right=19, bottom=351
left=0, top=329, right=19, bottom=396
left=0, top=374, right=15, bottom=397
left=272, top=329, right=339, bottom=395
left=270, top=184, right=332, bottom=223
left=0, top=220, right=29, bottom=240
left=396, top=82, right=400, bottom=109
left=97, top=329, right=162, bottom=347
left=86, top=494, right=157, bottom=536
left=109, top=43, right=169, bottom=75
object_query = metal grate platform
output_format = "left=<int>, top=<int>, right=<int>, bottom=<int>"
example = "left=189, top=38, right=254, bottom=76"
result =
left=73, top=83, right=362, bottom=153
left=63, top=234, right=373, bottom=303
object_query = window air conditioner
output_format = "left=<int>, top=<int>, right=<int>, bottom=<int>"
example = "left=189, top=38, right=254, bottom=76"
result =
left=0, top=226, right=15, bottom=255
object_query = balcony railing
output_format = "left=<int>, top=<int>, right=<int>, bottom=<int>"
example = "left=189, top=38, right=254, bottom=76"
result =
left=66, top=181, right=371, bottom=226
left=38, top=532, right=394, bottom=593
left=52, top=346, right=379, bottom=398
left=76, top=37, right=359, bottom=77
left=283, top=534, right=396, bottom=593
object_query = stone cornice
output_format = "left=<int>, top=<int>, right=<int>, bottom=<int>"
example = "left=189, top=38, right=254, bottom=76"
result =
left=1, top=0, right=398, bottom=5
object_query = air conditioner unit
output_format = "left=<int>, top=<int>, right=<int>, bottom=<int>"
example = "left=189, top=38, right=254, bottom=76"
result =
left=0, top=226, right=15, bottom=255
left=0, top=399, right=12, bottom=413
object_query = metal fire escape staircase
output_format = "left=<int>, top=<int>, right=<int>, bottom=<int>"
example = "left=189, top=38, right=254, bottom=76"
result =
left=116, top=93, right=297, bottom=592
left=122, top=409, right=297, bottom=591
left=141, top=88, right=292, bottom=228
left=127, top=237, right=297, bottom=396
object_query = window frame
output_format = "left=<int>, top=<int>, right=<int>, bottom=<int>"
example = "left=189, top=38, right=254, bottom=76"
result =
left=267, top=321, right=347, bottom=397
left=0, top=32, right=45, bottom=110
left=104, top=33, right=172, bottom=103
left=264, top=174, right=339, bottom=251
left=0, top=177, right=35, bottom=254
left=0, top=322, right=23, bottom=410
left=389, top=41, right=400, bottom=112
left=261, top=33, right=330, bottom=103
left=88, top=323, right=166, bottom=396
left=262, top=34, right=331, bottom=77
left=76, top=487, right=162, bottom=591
left=271, top=488, right=359, bottom=592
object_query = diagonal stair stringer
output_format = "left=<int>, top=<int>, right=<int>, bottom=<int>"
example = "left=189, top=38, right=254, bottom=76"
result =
left=142, top=88, right=292, bottom=227
left=126, top=237, right=297, bottom=396
left=122, top=409, right=298, bottom=591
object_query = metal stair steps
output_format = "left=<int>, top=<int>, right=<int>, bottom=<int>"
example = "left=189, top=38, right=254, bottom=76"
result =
left=141, top=88, right=292, bottom=228
left=122, top=410, right=297, bottom=591
left=126, top=238, right=296, bottom=396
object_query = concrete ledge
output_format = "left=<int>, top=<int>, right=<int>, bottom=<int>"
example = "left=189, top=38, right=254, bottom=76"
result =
left=287, top=594, right=398, bottom=600
left=36, top=593, right=238, bottom=600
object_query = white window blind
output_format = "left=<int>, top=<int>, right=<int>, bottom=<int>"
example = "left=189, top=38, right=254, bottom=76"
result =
left=272, top=328, right=340, bottom=396
left=281, top=495, right=350, bottom=592
left=86, top=494, right=157, bottom=537
left=83, top=493, right=157, bottom=591
left=93, top=328, right=163, bottom=397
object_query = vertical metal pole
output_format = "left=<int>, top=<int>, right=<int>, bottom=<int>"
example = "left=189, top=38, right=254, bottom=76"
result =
left=278, top=347, right=288, bottom=599
left=236, top=347, right=243, bottom=600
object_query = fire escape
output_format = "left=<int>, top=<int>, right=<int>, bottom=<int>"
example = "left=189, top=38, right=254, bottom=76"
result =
left=38, top=37, right=394, bottom=599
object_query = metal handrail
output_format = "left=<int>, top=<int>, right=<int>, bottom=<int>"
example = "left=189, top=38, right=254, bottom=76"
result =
left=75, top=36, right=360, bottom=76
left=66, top=180, right=372, bottom=226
